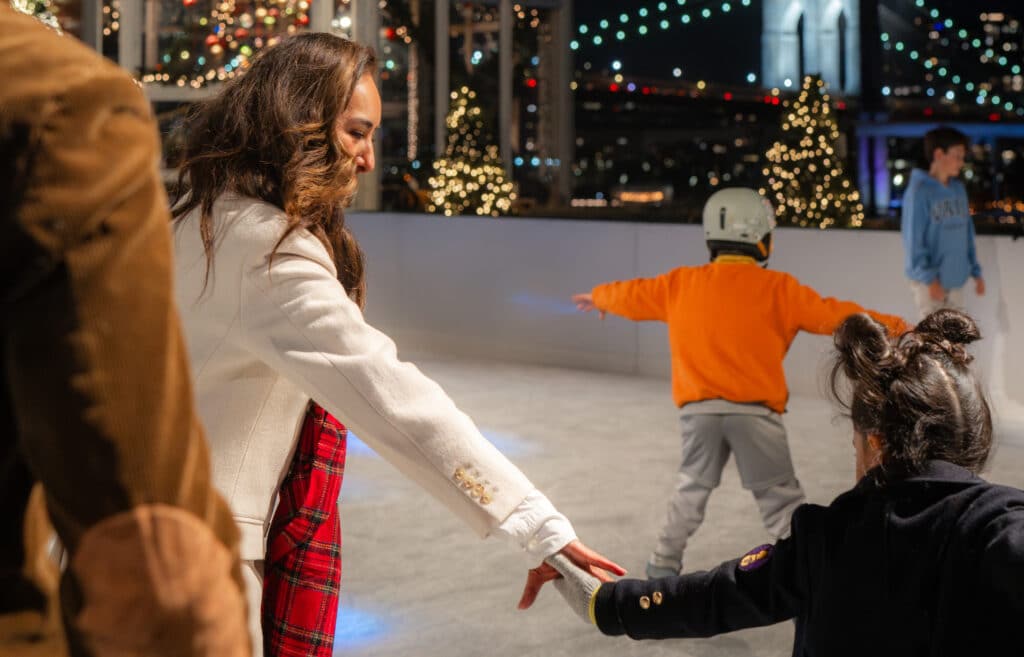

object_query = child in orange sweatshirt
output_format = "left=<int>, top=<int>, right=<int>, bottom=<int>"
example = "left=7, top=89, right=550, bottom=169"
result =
left=573, top=188, right=910, bottom=579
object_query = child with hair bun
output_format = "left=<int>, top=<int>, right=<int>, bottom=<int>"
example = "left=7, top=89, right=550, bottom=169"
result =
left=548, top=309, right=1024, bottom=657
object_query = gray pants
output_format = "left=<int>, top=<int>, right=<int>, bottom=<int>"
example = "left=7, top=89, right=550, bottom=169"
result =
left=649, top=411, right=805, bottom=571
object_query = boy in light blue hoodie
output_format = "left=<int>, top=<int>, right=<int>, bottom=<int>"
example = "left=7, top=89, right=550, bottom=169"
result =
left=901, top=126, right=985, bottom=319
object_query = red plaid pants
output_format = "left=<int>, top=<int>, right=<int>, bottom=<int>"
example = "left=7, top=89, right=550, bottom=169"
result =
left=263, top=403, right=347, bottom=657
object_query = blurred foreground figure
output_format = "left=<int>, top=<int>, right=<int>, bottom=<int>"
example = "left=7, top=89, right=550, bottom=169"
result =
left=0, top=6, right=249, bottom=656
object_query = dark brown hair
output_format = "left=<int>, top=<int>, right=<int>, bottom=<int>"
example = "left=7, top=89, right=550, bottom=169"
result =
left=830, top=309, right=992, bottom=480
left=171, top=33, right=376, bottom=306
left=924, top=126, right=969, bottom=163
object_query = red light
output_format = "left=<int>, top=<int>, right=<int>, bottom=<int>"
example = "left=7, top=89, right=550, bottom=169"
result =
left=641, top=86, right=651, bottom=95
left=771, top=97, right=780, bottom=105
left=763, top=95, right=772, bottom=103
left=384, top=26, right=396, bottom=40
left=989, top=112, right=1001, bottom=122
left=836, top=101, right=847, bottom=110
left=526, top=78, right=538, bottom=88
left=723, top=92, right=733, bottom=101
left=609, top=83, right=619, bottom=92
left=923, top=108, right=934, bottom=117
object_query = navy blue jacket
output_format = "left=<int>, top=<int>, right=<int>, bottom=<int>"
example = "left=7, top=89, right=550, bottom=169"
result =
left=595, top=461, right=1024, bottom=656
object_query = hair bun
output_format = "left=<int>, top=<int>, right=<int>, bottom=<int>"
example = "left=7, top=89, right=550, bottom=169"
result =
left=916, top=309, right=981, bottom=345
left=910, top=309, right=980, bottom=366
left=833, top=313, right=900, bottom=388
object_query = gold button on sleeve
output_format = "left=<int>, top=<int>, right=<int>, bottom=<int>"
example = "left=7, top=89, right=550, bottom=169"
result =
left=639, top=596, right=651, bottom=610
left=652, top=591, right=663, bottom=605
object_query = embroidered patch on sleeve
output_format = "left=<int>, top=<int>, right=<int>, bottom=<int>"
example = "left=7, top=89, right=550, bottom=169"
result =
left=738, top=544, right=774, bottom=572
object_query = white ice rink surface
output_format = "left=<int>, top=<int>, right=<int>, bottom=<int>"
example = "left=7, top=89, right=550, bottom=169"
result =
left=332, top=356, right=1024, bottom=657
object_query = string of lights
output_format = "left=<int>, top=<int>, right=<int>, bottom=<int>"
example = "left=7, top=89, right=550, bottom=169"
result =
left=881, top=32, right=1024, bottom=116
left=103, top=0, right=120, bottom=36
left=13, top=0, right=120, bottom=37
left=407, top=44, right=419, bottom=162
left=141, top=0, right=315, bottom=89
left=139, top=0, right=432, bottom=90
left=907, top=0, right=1023, bottom=76
left=571, top=0, right=752, bottom=50
left=762, top=75, right=864, bottom=230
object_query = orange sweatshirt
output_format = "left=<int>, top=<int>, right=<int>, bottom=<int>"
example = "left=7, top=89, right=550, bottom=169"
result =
left=592, top=256, right=910, bottom=414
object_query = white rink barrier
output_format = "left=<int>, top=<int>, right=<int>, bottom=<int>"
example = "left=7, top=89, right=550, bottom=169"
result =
left=348, top=212, right=1024, bottom=443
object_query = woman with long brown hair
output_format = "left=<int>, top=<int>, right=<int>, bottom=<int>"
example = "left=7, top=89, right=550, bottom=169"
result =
left=171, top=33, right=622, bottom=655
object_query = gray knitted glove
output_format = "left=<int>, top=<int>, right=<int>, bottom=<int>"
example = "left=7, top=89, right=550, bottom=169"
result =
left=547, top=553, right=602, bottom=625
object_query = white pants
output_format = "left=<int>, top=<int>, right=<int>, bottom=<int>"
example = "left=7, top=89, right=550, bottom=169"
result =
left=242, top=560, right=265, bottom=657
left=649, top=412, right=805, bottom=570
left=909, top=280, right=965, bottom=321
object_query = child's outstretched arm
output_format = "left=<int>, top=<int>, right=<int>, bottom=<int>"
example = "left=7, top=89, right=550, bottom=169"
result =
left=787, top=276, right=910, bottom=338
left=572, top=271, right=677, bottom=322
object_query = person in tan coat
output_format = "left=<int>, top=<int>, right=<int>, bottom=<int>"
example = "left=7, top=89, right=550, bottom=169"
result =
left=0, top=6, right=249, bottom=656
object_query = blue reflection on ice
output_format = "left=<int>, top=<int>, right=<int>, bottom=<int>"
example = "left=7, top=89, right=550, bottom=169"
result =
left=333, top=606, right=389, bottom=652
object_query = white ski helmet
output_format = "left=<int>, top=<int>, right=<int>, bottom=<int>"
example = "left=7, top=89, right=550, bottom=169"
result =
left=702, top=188, right=777, bottom=262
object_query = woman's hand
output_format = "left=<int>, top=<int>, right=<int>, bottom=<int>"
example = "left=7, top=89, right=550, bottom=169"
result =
left=517, top=540, right=625, bottom=609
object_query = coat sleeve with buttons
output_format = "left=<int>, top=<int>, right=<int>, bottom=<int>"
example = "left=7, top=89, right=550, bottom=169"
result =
left=235, top=212, right=574, bottom=555
left=593, top=506, right=814, bottom=638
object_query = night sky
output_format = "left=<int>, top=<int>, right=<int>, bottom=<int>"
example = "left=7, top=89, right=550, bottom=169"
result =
left=573, top=0, right=1024, bottom=84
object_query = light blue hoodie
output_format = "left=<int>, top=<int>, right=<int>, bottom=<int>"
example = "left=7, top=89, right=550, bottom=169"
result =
left=901, top=168, right=982, bottom=290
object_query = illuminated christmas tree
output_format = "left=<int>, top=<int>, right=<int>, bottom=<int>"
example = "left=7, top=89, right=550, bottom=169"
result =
left=427, top=86, right=516, bottom=217
left=762, top=75, right=865, bottom=229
